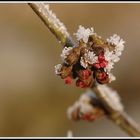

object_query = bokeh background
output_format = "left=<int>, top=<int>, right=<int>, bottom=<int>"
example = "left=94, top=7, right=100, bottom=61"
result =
left=0, top=3, right=140, bottom=137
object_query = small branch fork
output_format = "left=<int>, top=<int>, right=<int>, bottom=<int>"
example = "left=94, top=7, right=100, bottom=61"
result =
left=28, top=3, right=140, bottom=137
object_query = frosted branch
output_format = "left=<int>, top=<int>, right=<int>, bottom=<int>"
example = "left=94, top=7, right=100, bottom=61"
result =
left=28, top=3, right=140, bottom=137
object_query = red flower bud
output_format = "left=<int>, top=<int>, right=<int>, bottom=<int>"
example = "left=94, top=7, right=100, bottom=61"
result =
left=100, top=60, right=108, bottom=68
left=96, top=70, right=109, bottom=84
left=94, top=63, right=101, bottom=69
left=64, top=76, right=73, bottom=85
left=98, top=52, right=105, bottom=62
left=96, top=71, right=107, bottom=80
left=76, top=79, right=86, bottom=88
left=81, top=70, right=91, bottom=79
left=94, top=52, right=108, bottom=69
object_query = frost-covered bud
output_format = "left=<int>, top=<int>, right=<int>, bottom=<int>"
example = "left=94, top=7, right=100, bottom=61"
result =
left=55, top=26, right=125, bottom=88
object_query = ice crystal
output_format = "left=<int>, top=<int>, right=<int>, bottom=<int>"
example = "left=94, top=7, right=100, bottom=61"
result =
left=80, top=50, right=98, bottom=68
left=74, top=25, right=95, bottom=43
left=60, top=47, right=73, bottom=60
left=105, top=34, right=125, bottom=73
left=105, top=34, right=125, bottom=72
left=54, top=64, right=62, bottom=75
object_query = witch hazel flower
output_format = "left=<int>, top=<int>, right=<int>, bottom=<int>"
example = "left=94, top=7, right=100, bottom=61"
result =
left=54, top=26, right=125, bottom=88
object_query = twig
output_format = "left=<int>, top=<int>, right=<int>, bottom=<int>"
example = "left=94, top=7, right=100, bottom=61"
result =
left=28, top=3, right=74, bottom=47
left=28, top=3, right=140, bottom=137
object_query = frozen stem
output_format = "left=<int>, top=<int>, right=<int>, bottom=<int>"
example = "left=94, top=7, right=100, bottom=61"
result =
left=28, top=3, right=140, bottom=137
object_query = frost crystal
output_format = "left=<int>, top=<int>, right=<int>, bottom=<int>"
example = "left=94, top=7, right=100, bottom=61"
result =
left=107, top=34, right=125, bottom=60
left=80, top=57, right=88, bottom=69
left=105, top=34, right=125, bottom=72
left=107, top=34, right=125, bottom=48
left=80, top=50, right=98, bottom=68
left=54, top=64, right=62, bottom=75
left=74, top=25, right=95, bottom=43
left=85, top=51, right=98, bottom=64
left=37, top=3, right=69, bottom=37
left=60, top=47, right=73, bottom=60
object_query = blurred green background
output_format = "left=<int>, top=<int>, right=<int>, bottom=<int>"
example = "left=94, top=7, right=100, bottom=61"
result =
left=0, top=3, right=140, bottom=137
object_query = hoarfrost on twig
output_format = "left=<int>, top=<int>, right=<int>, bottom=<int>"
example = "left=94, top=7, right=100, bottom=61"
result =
left=37, top=3, right=69, bottom=38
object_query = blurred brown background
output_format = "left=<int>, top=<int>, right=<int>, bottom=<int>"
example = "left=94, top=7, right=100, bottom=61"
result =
left=0, top=3, right=139, bottom=137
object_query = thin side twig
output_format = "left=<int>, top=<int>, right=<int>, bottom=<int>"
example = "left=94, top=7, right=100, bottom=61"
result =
left=28, top=3, right=140, bottom=137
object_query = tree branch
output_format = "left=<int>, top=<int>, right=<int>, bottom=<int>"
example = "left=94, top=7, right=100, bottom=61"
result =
left=28, top=3, right=140, bottom=137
